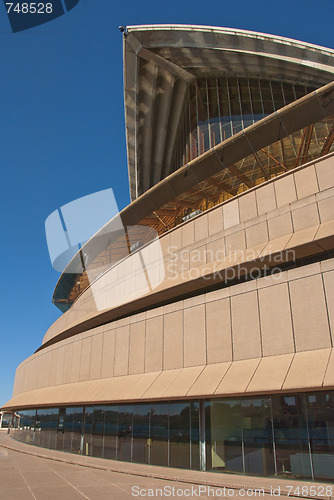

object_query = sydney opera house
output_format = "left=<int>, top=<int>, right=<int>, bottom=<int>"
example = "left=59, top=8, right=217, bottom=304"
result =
left=2, top=25, right=334, bottom=481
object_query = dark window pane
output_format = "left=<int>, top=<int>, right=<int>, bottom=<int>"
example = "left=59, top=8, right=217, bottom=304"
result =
left=208, top=399, right=243, bottom=473
left=169, top=402, right=191, bottom=469
left=272, top=394, right=312, bottom=479
left=104, top=407, right=118, bottom=460
left=241, top=397, right=275, bottom=476
left=306, top=391, right=334, bottom=481
left=260, top=81, right=274, bottom=115
left=150, top=403, right=169, bottom=466
left=132, top=404, right=150, bottom=464
left=117, top=406, right=133, bottom=462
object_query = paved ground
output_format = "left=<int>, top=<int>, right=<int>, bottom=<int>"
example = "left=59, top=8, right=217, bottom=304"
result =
left=0, top=432, right=333, bottom=499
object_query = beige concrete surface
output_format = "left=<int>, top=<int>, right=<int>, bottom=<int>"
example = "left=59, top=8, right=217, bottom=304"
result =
left=0, top=434, right=332, bottom=500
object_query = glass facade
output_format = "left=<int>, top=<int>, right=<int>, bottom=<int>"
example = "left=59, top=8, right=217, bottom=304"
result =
left=12, top=391, right=334, bottom=482
left=171, top=77, right=315, bottom=172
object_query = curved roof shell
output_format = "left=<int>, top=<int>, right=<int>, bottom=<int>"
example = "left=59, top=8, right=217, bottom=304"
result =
left=124, top=24, right=334, bottom=199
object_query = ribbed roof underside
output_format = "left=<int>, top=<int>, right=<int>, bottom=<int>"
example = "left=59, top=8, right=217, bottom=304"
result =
left=124, top=25, right=334, bottom=200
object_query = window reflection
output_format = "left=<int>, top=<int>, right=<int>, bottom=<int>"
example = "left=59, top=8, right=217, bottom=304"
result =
left=171, top=77, right=314, bottom=172
left=10, top=391, right=334, bottom=482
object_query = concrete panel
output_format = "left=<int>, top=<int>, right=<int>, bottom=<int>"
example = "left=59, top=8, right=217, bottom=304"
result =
left=315, top=155, right=334, bottom=191
left=187, top=362, right=231, bottom=397
left=94, top=374, right=142, bottom=402
left=259, top=283, right=295, bottom=356
left=206, top=298, right=232, bottom=364
left=89, top=333, right=103, bottom=380
left=114, top=325, right=130, bottom=377
left=283, top=349, right=331, bottom=390
left=101, top=328, right=115, bottom=379
left=54, top=346, right=65, bottom=386
left=215, top=358, right=261, bottom=395
left=292, top=203, right=320, bottom=232
left=69, top=340, right=82, bottom=383
left=142, top=368, right=181, bottom=399
left=294, top=165, right=319, bottom=199
left=184, top=304, right=206, bottom=367
left=315, top=220, right=334, bottom=250
left=145, top=316, right=163, bottom=372
left=169, top=225, right=182, bottom=250
left=268, top=213, right=293, bottom=240
left=181, top=221, right=195, bottom=247
left=223, top=198, right=240, bottom=230
left=225, top=230, right=246, bottom=255
left=62, top=342, right=73, bottom=384
left=289, top=274, right=331, bottom=351
left=231, top=291, right=262, bottom=360
left=246, top=354, right=293, bottom=392
left=124, top=372, right=160, bottom=400
left=323, top=349, right=334, bottom=387
left=48, top=349, right=58, bottom=388
left=245, top=221, right=268, bottom=247
left=79, top=337, right=92, bottom=382
left=206, top=237, right=225, bottom=262
left=128, top=321, right=146, bottom=375
left=208, top=206, right=224, bottom=236
left=194, top=213, right=208, bottom=241
left=163, top=310, right=184, bottom=370
left=163, top=366, right=205, bottom=398
left=189, top=245, right=206, bottom=269
left=239, top=190, right=257, bottom=222
left=323, top=270, right=334, bottom=345
left=274, top=174, right=297, bottom=207
left=256, top=182, right=276, bottom=215
left=318, top=197, right=334, bottom=223
left=285, top=226, right=321, bottom=258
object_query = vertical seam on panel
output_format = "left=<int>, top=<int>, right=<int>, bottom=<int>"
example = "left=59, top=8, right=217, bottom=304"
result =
left=161, top=314, right=164, bottom=373
left=112, top=327, right=116, bottom=378
left=287, top=280, right=297, bottom=353
left=256, top=288, right=263, bottom=357
left=204, top=301, right=208, bottom=366
left=321, top=271, right=334, bottom=348
left=229, top=294, right=234, bottom=361
left=313, top=163, right=321, bottom=193
left=98, top=329, right=103, bottom=380
left=144, top=319, right=148, bottom=373
left=280, top=352, right=295, bottom=392
left=127, top=324, right=130, bottom=375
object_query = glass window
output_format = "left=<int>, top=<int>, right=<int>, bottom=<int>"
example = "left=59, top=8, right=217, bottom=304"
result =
left=14, top=409, right=36, bottom=444
left=249, top=79, right=264, bottom=120
left=208, top=399, right=243, bottom=473
left=306, top=391, right=334, bottom=481
left=228, top=77, right=243, bottom=134
left=270, top=81, right=285, bottom=112
left=35, top=408, right=58, bottom=449
left=169, top=402, right=192, bottom=469
left=150, top=403, right=169, bottom=466
left=104, top=406, right=118, bottom=460
left=260, top=81, right=274, bottom=115
left=117, top=406, right=133, bottom=462
left=83, top=406, right=104, bottom=458
left=241, top=397, right=275, bottom=476
left=61, top=407, right=83, bottom=454
left=132, top=404, right=150, bottom=464
left=272, top=394, right=312, bottom=479
left=239, top=79, right=253, bottom=128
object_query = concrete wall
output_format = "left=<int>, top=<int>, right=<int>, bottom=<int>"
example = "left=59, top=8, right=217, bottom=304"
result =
left=4, top=153, right=334, bottom=409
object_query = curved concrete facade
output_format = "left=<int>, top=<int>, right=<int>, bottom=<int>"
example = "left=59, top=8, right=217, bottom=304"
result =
left=5, top=152, right=334, bottom=409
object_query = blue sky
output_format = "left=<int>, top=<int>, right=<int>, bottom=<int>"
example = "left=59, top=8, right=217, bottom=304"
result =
left=0, top=0, right=333, bottom=407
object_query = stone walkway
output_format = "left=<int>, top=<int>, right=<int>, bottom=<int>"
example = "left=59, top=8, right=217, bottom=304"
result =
left=0, top=433, right=332, bottom=499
